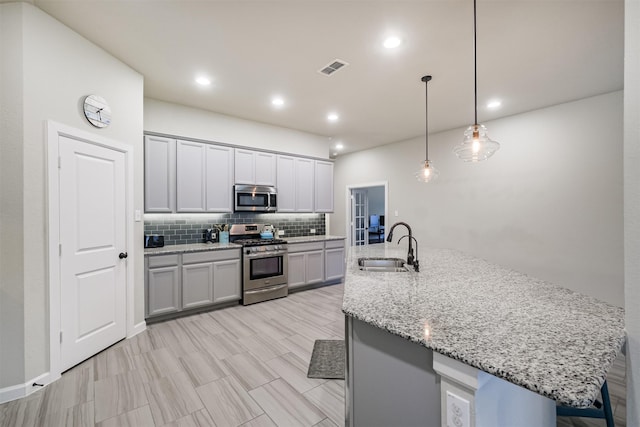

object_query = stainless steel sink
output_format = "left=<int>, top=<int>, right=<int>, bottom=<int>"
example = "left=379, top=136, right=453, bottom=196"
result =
left=357, top=257, right=409, bottom=272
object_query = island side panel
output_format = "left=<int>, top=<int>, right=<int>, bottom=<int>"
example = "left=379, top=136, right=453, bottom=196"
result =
left=346, top=316, right=441, bottom=427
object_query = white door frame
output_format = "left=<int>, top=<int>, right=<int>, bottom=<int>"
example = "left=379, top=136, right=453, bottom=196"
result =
left=345, top=181, right=388, bottom=246
left=46, top=120, right=136, bottom=379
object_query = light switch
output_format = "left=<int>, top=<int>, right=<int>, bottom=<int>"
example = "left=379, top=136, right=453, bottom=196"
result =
left=134, top=210, right=142, bottom=222
left=394, top=210, right=399, bottom=217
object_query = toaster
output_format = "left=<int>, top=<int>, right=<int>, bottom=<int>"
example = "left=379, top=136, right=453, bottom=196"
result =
left=144, top=235, right=164, bottom=248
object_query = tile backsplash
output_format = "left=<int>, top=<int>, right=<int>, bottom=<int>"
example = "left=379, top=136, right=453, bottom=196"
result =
left=144, top=213, right=326, bottom=245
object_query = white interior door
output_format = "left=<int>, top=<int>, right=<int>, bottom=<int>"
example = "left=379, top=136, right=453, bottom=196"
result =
left=351, top=189, right=369, bottom=246
left=59, top=135, right=127, bottom=371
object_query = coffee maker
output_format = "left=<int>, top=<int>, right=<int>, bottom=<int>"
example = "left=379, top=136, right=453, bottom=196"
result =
left=205, top=228, right=217, bottom=243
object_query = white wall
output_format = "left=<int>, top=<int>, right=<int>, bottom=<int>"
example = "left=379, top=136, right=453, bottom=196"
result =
left=624, top=0, right=639, bottom=422
left=332, top=91, right=623, bottom=307
left=145, top=98, right=330, bottom=159
left=0, top=2, right=26, bottom=388
left=0, top=3, right=144, bottom=389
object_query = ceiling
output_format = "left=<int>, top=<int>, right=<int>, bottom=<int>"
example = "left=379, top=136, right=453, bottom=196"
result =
left=32, top=0, right=624, bottom=156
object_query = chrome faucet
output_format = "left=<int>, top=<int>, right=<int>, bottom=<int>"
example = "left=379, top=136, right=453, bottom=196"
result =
left=386, top=222, right=418, bottom=272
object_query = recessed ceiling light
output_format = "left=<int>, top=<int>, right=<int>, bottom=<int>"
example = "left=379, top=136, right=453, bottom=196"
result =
left=336, top=143, right=344, bottom=150
left=272, top=97, right=285, bottom=107
left=327, top=113, right=339, bottom=122
left=487, top=100, right=502, bottom=109
left=195, top=76, right=211, bottom=86
left=383, top=36, right=402, bottom=49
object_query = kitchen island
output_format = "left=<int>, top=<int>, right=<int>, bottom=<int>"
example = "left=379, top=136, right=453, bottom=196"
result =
left=342, top=244, right=625, bottom=426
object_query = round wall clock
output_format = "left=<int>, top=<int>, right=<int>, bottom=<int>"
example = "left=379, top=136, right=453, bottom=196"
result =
left=83, top=95, right=111, bottom=128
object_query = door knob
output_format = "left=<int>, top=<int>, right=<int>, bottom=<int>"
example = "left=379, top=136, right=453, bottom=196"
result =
left=119, top=252, right=128, bottom=259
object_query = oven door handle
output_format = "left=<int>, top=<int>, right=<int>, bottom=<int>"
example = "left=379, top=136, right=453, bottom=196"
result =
left=245, top=250, right=288, bottom=258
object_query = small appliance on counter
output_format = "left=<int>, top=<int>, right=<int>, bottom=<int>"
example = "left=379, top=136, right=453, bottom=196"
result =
left=260, top=224, right=274, bottom=240
left=144, top=234, right=164, bottom=248
left=205, top=228, right=217, bottom=243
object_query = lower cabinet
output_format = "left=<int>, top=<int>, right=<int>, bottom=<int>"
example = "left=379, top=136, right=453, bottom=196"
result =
left=146, top=255, right=181, bottom=317
left=325, top=239, right=346, bottom=282
left=145, top=248, right=241, bottom=320
left=288, top=244, right=325, bottom=290
left=288, top=239, right=345, bottom=290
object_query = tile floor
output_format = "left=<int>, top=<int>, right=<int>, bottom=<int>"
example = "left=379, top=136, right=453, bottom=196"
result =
left=0, top=283, right=627, bottom=426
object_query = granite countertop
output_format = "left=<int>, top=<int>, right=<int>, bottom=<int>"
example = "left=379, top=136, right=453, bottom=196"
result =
left=342, top=244, right=626, bottom=408
left=285, top=235, right=346, bottom=243
left=145, top=235, right=345, bottom=255
left=144, top=242, right=241, bottom=255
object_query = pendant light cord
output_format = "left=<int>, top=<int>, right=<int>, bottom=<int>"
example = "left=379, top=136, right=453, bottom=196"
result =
left=422, top=75, right=432, bottom=161
left=473, top=0, right=478, bottom=126
left=425, top=77, right=429, bottom=160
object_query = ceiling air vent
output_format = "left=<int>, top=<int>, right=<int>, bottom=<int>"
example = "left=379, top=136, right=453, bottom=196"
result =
left=318, top=59, right=349, bottom=76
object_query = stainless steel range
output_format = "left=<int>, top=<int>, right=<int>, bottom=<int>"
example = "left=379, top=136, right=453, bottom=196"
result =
left=229, top=224, right=288, bottom=305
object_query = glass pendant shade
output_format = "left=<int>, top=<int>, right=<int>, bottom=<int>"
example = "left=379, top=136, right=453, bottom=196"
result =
left=415, top=160, right=439, bottom=183
left=453, top=124, right=500, bottom=162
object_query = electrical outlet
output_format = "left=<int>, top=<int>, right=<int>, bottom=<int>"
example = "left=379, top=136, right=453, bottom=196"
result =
left=446, top=391, right=470, bottom=427
left=310, top=228, right=316, bottom=234
left=278, top=230, right=285, bottom=236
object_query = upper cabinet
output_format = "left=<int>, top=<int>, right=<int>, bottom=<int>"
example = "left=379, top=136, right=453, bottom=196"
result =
left=234, top=149, right=276, bottom=186
left=276, top=155, right=295, bottom=212
left=176, top=140, right=206, bottom=212
left=144, top=136, right=176, bottom=212
left=277, top=155, right=319, bottom=212
left=205, top=144, right=234, bottom=212
left=314, top=160, right=334, bottom=212
left=176, top=140, right=233, bottom=213
left=144, top=135, right=332, bottom=214
left=295, top=158, right=314, bottom=212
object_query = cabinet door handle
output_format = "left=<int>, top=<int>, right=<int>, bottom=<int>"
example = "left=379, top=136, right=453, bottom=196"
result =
left=119, top=252, right=128, bottom=259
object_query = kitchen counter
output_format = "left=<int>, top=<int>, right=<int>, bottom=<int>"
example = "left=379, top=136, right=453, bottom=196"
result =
left=144, top=235, right=345, bottom=255
left=285, top=235, right=345, bottom=243
left=342, top=243, right=625, bottom=408
left=144, top=242, right=241, bottom=256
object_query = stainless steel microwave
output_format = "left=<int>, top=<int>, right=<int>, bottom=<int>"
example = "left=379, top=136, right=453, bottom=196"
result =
left=234, top=185, right=277, bottom=212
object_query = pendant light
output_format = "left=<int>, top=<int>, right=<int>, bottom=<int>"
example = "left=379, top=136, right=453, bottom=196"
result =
left=453, top=0, right=500, bottom=162
left=415, top=75, right=439, bottom=183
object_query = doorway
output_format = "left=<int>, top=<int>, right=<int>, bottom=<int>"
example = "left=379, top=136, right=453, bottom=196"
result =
left=47, top=121, right=135, bottom=378
left=346, top=182, right=388, bottom=247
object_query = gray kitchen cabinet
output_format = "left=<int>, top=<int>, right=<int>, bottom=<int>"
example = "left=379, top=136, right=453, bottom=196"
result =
left=176, top=140, right=234, bottom=213
left=205, top=144, right=234, bottom=212
left=145, top=249, right=241, bottom=320
left=176, top=139, right=206, bottom=212
left=182, top=250, right=241, bottom=308
left=314, top=160, right=334, bottom=213
left=277, top=156, right=333, bottom=213
left=287, top=252, right=306, bottom=288
left=325, top=239, right=345, bottom=282
left=182, top=262, right=214, bottom=309
left=276, top=155, right=295, bottom=212
left=146, top=255, right=180, bottom=317
left=295, top=157, right=314, bottom=212
left=213, top=258, right=242, bottom=303
left=144, top=135, right=176, bottom=212
left=235, top=148, right=276, bottom=186
left=287, top=242, right=325, bottom=290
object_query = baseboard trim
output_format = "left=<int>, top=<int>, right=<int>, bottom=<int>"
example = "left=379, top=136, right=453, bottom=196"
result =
left=128, top=320, right=147, bottom=338
left=0, top=371, right=58, bottom=405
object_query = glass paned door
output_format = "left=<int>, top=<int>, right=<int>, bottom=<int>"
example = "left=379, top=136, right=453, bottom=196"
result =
left=351, top=189, right=369, bottom=246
